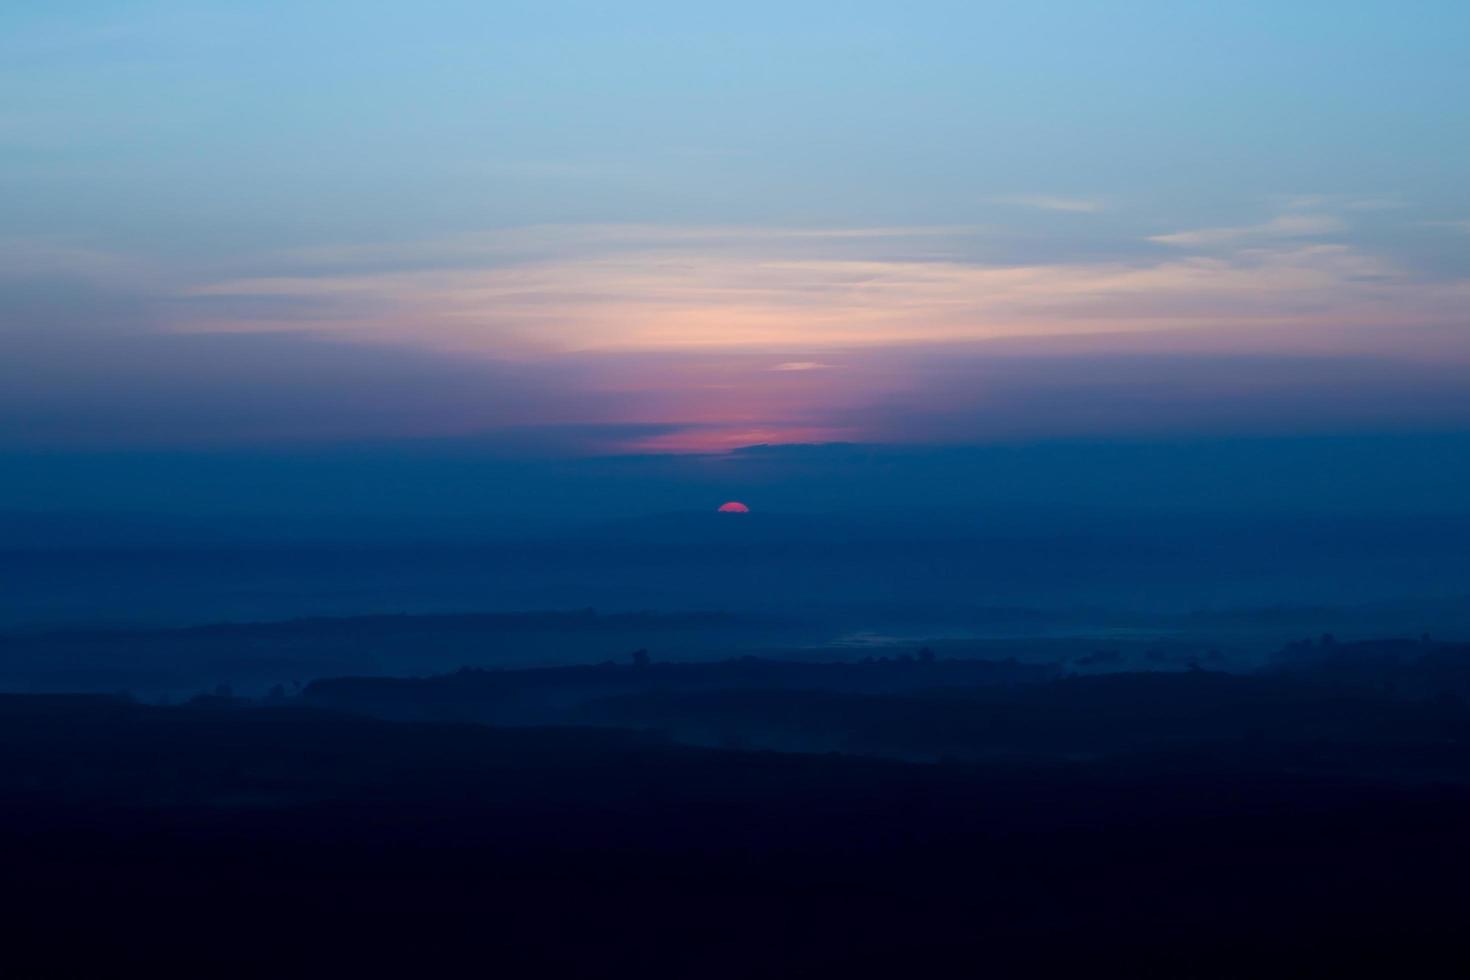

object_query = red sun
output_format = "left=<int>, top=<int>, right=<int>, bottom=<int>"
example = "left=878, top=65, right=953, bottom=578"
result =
left=717, top=501, right=750, bottom=513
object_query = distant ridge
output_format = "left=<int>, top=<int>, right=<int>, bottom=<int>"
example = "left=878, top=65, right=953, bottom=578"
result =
left=0, top=609, right=770, bottom=642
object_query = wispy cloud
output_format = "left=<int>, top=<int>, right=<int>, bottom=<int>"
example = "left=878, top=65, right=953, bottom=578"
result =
left=992, top=194, right=1106, bottom=213
left=0, top=237, right=161, bottom=285
left=14, top=219, right=1470, bottom=453
left=1150, top=213, right=1345, bottom=247
left=178, top=223, right=1468, bottom=358
left=281, top=224, right=985, bottom=271
left=1275, top=194, right=1404, bottom=213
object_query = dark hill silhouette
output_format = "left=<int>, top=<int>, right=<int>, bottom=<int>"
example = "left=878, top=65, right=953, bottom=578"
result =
left=296, top=644, right=1470, bottom=776
left=302, top=654, right=1054, bottom=724
left=0, top=609, right=790, bottom=695
left=0, top=692, right=1468, bottom=977
left=575, top=669, right=1470, bottom=771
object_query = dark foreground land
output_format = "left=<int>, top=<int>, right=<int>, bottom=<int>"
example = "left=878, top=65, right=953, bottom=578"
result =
left=6, top=638, right=1470, bottom=977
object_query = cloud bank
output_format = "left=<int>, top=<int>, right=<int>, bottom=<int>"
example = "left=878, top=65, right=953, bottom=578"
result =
left=4, top=200, right=1470, bottom=452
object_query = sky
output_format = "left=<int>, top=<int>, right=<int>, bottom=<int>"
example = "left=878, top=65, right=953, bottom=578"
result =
left=3, top=1, right=1469, bottom=462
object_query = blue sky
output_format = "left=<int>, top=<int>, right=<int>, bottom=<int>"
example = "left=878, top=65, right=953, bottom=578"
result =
left=3, top=1, right=1469, bottom=453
